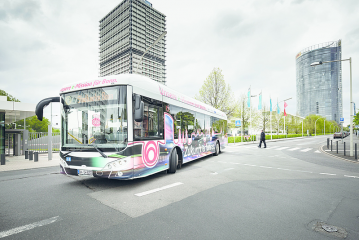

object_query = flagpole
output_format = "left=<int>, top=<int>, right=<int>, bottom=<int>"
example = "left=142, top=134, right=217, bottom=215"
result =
left=270, top=96, right=272, bottom=140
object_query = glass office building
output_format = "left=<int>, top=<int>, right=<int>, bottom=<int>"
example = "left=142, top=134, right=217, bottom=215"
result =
left=296, top=40, right=342, bottom=123
left=99, top=0, right=166, bottom=84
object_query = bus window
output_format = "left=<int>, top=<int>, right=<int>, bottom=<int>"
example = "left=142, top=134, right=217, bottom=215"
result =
left=195, top=113, right=205, bottom=134
left=169, top=105, right=182, bottom=139
left=181, top=109, right=195, bottom=136
left=134, top=96, right=163, bottom=140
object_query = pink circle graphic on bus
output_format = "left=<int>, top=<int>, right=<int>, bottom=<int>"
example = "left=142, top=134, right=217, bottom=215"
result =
left=92, top=118, right=100, bottom=127
left=142, top=141, right=158, bottom=168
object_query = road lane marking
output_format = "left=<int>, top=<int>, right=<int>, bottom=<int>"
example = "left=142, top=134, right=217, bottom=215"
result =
left=315, top=150, right=321, bottom=153
left=288, top=147, right=300, bottom=151
left=301, top=148, right=312, bottom=152
left=0, top=216, right=60, bottom=239
left=224, top=168, right=235, bottom=171
left=319, top=173, right=336, bottom=176
left=275, top=147, right=289, bottom=150
left=259, top=166, right=273, bottom=169
left=344, top=175, right=359, bottom=179
left=135, top=182, right=183, bottom=197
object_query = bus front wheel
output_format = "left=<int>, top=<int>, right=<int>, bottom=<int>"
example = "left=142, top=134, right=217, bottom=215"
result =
left=167, top=149, right=178, bottom=174
left=213, top=141, right=220, bottom=156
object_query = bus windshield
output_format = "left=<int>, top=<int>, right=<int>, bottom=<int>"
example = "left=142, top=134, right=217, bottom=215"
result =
left=61, top=86, right=127, bottom=152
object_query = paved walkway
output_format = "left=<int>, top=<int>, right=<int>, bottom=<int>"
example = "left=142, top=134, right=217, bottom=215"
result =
left=0, top=153, right=60, bottom=172
left=321, top=135, right=359, bottom=163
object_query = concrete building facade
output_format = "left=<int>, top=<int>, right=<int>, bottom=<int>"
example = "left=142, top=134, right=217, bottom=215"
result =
left=99, top=0, right=166, bottom=84
left=296, top=40, right=342, bottom=122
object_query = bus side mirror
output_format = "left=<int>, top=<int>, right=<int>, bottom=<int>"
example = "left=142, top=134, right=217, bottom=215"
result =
left=134, top=95, right=144, bottom=122
left=35, top=97, right=61, bottom=121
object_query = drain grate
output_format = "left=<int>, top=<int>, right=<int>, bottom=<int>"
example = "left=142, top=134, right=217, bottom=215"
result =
left=322, top=225, right=338, bottom=232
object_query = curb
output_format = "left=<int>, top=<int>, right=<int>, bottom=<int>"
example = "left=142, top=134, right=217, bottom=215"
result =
left=229, top=136, right=320, bottom=146
left=319, top=145, right=359, bottom=164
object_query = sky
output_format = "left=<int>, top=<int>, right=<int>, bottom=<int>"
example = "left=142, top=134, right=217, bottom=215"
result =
left=0, top=0, right=358, bottom=127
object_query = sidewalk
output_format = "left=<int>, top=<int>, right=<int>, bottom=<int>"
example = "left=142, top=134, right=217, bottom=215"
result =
left=228, top=135, right=320, bottom=146
left=0, top=154, right=60, bottom=172
left=320, top=136, right=359, bottom=163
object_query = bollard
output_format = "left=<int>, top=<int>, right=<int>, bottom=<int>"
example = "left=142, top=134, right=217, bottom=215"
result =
left=29, top=151, right=33, bottom=161
left=1, top=154, right=5, bottom=165
left=344, top=142, right=346, bottom=156
left=327, top=138, right=329, bottom=149
left=34, top=152, right=38, bottom=162
left=25, top=150, right=28, bottom=159
left=331, top=140, right=332, bottom=151
left=336, top=141, right=338, bottom=154
left=355, top=143, right=357, bottom=160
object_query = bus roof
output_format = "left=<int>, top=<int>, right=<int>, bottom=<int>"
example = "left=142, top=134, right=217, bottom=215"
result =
left=59, top=74, right=227, bottom=119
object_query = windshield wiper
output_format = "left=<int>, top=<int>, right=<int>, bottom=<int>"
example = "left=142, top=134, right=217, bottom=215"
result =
left=89, top=144, right=108, bottom=158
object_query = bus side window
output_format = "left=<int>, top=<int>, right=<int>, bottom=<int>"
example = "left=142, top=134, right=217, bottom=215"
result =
left=134, top=96, right=163, bottom=140
left=170, top=105, right=182, bottom=139
left=181, top=109, right=195, bottom=136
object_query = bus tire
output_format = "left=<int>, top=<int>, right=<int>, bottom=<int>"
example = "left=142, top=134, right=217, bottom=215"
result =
left=213, top=141, right=220, bottom=156
left=167, top=150, right=178, bottom=174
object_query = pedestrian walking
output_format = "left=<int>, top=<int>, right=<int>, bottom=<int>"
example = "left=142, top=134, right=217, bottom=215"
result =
left=258, top=130, right=266, bottom=148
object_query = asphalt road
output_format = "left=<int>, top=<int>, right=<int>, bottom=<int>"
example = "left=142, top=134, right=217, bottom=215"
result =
left=1, top=135, right=359, bottom=240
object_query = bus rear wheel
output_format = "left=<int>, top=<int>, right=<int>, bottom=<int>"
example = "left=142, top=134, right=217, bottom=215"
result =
left=167, top=149, right=178, bottom=174
left=213, top=141, right=220, bottom=156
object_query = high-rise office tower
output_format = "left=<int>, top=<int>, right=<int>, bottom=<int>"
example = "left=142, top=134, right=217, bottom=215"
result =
left=99, top=0, right=166, bottom=84
left=296, top=40, right=342, bottom=122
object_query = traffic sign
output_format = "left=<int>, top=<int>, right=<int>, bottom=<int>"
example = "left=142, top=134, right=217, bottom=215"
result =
left=340, top=117, right=344, bottom=123
left=235, top=120, right=241, bottom=127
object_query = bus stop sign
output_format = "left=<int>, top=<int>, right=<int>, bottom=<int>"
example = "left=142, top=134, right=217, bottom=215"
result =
left=235, top=120, right=241, bottom=127
left=340, top=117, right=344, bottom=123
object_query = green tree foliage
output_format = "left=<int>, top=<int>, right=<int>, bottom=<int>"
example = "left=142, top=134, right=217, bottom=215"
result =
left=354, top=113, right=359, bottom=126
left=195, top=68, right=237, bottom=117
left=26, top=116, right=51, bottom=132
left=0, top=89, right=20, bottom=102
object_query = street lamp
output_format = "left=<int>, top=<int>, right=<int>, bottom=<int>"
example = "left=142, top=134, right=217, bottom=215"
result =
left=135, top=31, right=167, bottom=75
left=311, top=57, right=353, bottom=156
left=250, top=94, right=257, bottom=141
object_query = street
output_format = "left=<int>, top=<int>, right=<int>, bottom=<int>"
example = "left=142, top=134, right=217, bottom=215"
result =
left=1, top=135, right=359, bottom=239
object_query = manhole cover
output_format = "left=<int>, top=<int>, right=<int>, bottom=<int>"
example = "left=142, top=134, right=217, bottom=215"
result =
left=322, top=225, right=338, bottom=232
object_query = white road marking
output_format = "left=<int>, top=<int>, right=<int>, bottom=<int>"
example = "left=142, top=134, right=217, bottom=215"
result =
left=275, top=147, right=289, bottom=150
left=344, top=175, right=359, bottom=179
left=243, top=164, right=257, bottom=167
left=315, top=150, right=321, bottom=153
left=211, top=172, right=219, bottom=175
left=319, top=173, right=336, bottom=176
left=288, top=147, right=300, bottom=151
left=301, top=148, right=312, bottom=152
left=135, top=182, right=183, bottom=197
left=268, top=146, right=280, bottom=149
left=259, top=166, right=273, bottom=169
left=224, top=168, right=235, bottom=171
left=277, top=168, right=290, bottom=171
left=0, top=216, right=60, bottom=239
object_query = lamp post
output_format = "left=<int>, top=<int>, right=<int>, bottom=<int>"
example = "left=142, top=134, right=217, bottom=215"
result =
left=311, top=57, right=353, bottom=156
left=250, top=94, right=257, bottom=141
left=135, top=31, right=167, bottom=75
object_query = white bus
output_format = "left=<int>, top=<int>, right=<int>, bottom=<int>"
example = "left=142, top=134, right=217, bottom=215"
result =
left=35, top=74, right=228, bottom=179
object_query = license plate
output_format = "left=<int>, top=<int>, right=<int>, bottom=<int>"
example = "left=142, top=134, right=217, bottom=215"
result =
left=77, top=169, right=93, bottom=176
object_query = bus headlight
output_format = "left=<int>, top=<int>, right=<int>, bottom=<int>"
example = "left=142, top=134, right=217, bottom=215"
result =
left=103, top=157, right=130, bottom=170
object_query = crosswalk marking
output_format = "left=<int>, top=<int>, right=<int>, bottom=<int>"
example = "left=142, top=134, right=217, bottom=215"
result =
left=315, top=150, right=320, bottom=153
left=301, top=148, right=312, bottom=152
left=288, top=147, right=300, bottom=151
left=275, top=147, right=289, bottom=150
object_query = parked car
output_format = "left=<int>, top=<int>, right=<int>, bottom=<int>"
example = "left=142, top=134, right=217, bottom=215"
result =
left=333, top=132, right=343, bottom=139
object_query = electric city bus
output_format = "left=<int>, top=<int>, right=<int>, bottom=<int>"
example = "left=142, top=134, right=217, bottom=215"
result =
left=35, top=74, right=228, bottom=180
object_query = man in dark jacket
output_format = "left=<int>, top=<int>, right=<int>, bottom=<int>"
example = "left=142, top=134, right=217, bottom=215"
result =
left=258, top=130, right=266, bottom=148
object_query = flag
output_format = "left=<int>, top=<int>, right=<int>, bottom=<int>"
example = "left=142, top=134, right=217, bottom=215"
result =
left=284, top=101, right=288, bottom=116
left=277, top=103, right=280, bottom=114
left=247, top=88, right=250, bottom=108
left=270, top=98, right=272, bottom=112
left=258, top=92, right=262, bottom=110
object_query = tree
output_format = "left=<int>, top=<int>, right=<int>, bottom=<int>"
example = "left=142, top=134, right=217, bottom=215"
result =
left=0, top=89, right=20, bottom=102
left=354, top=113, right=359, bottom=125
left=255, top=104, right=270, bottom=132
left=196, top=68, right=237, bottom=117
